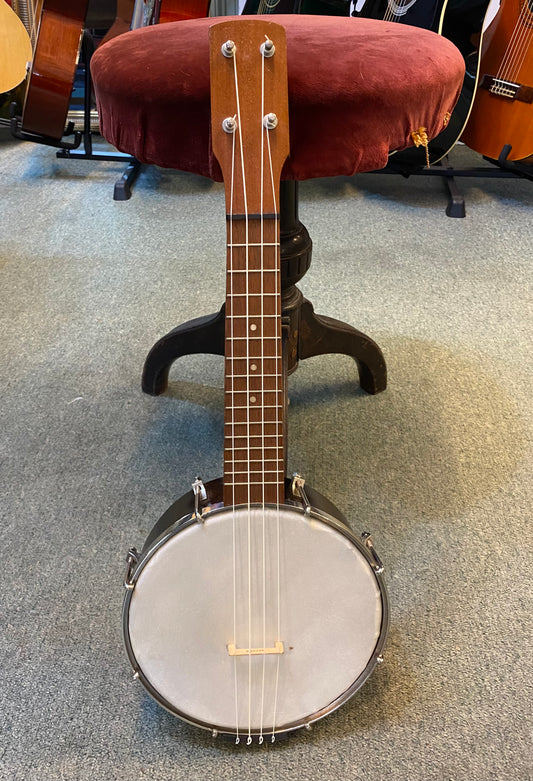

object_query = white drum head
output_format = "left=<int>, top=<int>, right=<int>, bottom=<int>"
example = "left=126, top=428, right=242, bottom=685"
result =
left=125, top=504, right=386, bottom=737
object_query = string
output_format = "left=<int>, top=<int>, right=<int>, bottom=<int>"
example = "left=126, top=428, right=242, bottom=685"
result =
left=259, top=43, right=267, bottom=748
left=230, top=47, right=254, bottom=748
left=257, top=0, right=282, bottom=13
left=228, top=117, right=240, bottom=745
left=382, top=0, right=418, bottom=23
left=264, top=96, right=282, bottom=744
left=495, top=2, right=533, bottom=86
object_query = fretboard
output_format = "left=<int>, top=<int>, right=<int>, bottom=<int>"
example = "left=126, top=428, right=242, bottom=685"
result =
left=223, top=216, right=284, bottom=506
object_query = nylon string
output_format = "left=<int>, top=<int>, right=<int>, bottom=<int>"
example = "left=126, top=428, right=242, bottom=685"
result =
left=494, top=2, right=533, bottom=86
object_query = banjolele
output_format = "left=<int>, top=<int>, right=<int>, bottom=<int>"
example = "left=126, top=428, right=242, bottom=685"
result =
left=461, top=0, right=533, bottom=161
left=0, top=0, right=32, bottom=95
left=122, top=19, right=388, bottom=742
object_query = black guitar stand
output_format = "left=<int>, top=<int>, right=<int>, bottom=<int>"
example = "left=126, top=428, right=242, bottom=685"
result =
left=55, top=32, right=142, bottom=201
left=10, top=32, right=141, bottom=201
left=375, top=144, right=533, bottom=217
left=141, top=180, right=387, bottom=397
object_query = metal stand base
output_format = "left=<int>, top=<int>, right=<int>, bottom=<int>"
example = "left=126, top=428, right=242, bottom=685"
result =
left=378, top=145, right=532, bottom=217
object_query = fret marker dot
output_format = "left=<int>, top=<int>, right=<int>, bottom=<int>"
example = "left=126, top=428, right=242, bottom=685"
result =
left=251, top=364, right=257, bottom=371
left=250, top=323, right=257, bottom=331
left=250, top=396, right=256, bottom=403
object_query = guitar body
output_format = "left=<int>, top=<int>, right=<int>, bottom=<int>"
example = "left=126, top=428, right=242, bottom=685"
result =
left=22, top=0, right=89, bottom=139
left=158, top=0, right=211, bottom=23
left=122, top=20, right=388, bottom=742
left=354, top=0, right=489, bottom=167
left=242, top=0, right=350, bottom=15
left=461, top=0, right=533, bottom=160
left=352, top=0, right=448, bottom=32
left=393, top=50, right=480, bottom=167
left=0, top=0, right=32, bottom=94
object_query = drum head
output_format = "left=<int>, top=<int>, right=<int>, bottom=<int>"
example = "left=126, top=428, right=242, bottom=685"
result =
left=124, top=503, right=387, bottom=737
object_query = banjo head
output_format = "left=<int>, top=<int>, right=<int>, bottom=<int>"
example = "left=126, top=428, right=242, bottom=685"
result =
left=123, top=503, right=388, bottom=739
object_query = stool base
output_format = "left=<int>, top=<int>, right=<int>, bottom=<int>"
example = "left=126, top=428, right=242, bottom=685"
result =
left=142, top=182, right=386, bottom=396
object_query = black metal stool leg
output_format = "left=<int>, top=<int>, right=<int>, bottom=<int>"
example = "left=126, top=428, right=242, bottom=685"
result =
left=141, top=181, right=387, bottom=395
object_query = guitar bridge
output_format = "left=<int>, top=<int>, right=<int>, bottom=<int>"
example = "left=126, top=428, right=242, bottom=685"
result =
left=227, top=641, right=284, bottom=657
left=480, top=75, right=533, bottom=104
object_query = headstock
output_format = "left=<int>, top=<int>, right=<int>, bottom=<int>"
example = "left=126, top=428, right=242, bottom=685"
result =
left=210, top=20, right=289, bottom=216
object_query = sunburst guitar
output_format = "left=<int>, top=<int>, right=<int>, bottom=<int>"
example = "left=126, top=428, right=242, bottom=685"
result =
left=121, top=19, right=388, bottom=743
left=461, top=0, right=533, bottom=160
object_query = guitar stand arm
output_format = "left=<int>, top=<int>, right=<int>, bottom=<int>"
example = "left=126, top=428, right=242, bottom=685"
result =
left=9, top=105, right=82, bottom=151
left=484, top=144, right=533, bottom=183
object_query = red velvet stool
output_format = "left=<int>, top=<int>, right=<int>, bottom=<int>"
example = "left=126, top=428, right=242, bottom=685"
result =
left=91, top=15, right=464, bottom=396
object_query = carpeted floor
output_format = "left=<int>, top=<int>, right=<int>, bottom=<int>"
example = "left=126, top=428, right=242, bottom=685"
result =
left=0, top=128, right=531, bottom=781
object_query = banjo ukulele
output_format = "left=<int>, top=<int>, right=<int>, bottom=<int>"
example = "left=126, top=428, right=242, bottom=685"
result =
left=122, top=19, right=388, bottom=744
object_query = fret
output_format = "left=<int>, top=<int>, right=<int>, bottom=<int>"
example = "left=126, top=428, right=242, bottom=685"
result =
left=226, top=213, right=279, bottom=220
left=228, top=242, right=279, bottom=247
left=225, top=403, right=282, bottom=410
left=224, top=445, right=283, bottom=454
left=224, top=420, right=282, bottom=430
left=227, top=298, right=279, bottom=317
left=226, top=407, right=283, bottom=425
left=226, top=480, right=278, bottom=484
left=225, top=394, right=283, bottom=406
left=226, top=314, right=278, bottom=319
left=224, top=457, right=283, bottom=464
left=226, top=373, right=281, bottom=379
left=230, top=334, right=279, bottom=342
left=226, top=357, right=280, bottom=373
left=224, top=426, right=282, bottom=434
left=228, top=269, right=279, bottom=273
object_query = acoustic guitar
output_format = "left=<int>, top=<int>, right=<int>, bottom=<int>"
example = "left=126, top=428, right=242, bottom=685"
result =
left=130, top=0, right=210, bottom=26
left=352, top=0, right=447, bottom=31
left=17, top=0, right=90, bottom=140
left=122, top=19, right=388, bottom=742
left=461, top=0, right=533, bottom=161
left=158, top=0, right=211, bottom=23
left=242, top=0, right=350, bottom=15
left=352, top=0, right=488, bottom=167
left=0, top=0, right=32, bottom=94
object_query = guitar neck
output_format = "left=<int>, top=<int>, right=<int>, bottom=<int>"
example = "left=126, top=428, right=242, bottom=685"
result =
left=223, top=214, right=284, bottom=506
left=209, top=20, right=289, bottom=507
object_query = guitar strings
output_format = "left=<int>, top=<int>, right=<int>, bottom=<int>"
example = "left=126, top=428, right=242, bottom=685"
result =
left=257, top=0, right=283, bottom=14
left=382, top=0, right=418, bottom=24
left=229, top=44, right=254, bottom=745
left=259, top=44, right=267, bottom=747
left=494, top=2, right=533, bottom=86
left=228, top=31, right=285, bottom=743
left=264, top=103, right=283, bottom=744
left=230, top=49, right=255, bottom=747
left=228, top=110, right=240, bottom=745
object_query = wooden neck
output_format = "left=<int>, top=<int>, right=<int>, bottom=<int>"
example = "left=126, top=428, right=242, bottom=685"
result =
left=209, top=19, right=289, bottom=507
left=223, top=214, right=284, bottom=506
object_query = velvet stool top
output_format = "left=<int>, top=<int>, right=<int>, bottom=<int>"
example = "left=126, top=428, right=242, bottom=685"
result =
left=90, top=15, right=465, bottom=397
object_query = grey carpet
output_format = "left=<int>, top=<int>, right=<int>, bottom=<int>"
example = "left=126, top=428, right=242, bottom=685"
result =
left=0, top=130, right=531, bottom=780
